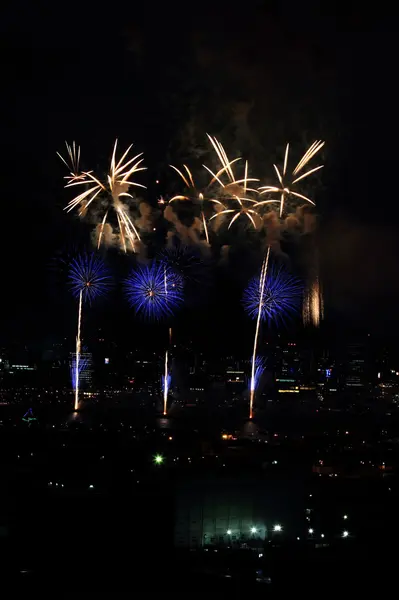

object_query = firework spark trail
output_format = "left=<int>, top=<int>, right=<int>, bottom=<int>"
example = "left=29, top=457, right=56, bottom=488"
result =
left=71, top=353, right=89, bottom=392
left=249, top=356, right=267, bottom=395
left=57, top=141, right=86, bottom=184
left=163, top=350, right=169, bottom=415
left=97, top=210, right=109, bottom=249
left=303, top=276, right=323, bottom=327
left=249, top=246, right=270, bottom=419
left=68, top=253, right=111, bottom=411
left=74, top=290, right=83, bottom=411
left=256, top=140, right=324, bottom=217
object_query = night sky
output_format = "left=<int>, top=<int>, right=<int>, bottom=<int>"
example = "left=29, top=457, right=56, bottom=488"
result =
left=1, top=2, right=398, bottom=350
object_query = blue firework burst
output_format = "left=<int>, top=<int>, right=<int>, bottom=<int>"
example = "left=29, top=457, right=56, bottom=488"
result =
left=159, top=244, right=205, bottom=286
left=124, top=263, right=183, bottom=320
left=68, top=253, right=112, bottom=304
left=243, top=264, right=302, bottom=326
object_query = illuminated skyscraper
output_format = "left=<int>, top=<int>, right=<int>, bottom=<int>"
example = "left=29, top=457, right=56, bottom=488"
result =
left=69, top=352, right=93, bottom=389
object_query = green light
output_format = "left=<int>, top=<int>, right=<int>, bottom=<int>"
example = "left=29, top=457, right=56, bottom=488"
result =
left=154, top=454, right=164, bottom=465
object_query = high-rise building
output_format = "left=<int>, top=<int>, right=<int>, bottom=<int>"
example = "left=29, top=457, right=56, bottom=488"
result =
left=344, top=342, right=369, bottom=389
left=69, top=352, right=93, bottom=390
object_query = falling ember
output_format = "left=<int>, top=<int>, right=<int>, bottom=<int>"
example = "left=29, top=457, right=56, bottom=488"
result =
left=74, top=290, right=83, bottom=411
left=303, top=276, right=324, bottom=327
left=249, top=246, right=270, bottom=419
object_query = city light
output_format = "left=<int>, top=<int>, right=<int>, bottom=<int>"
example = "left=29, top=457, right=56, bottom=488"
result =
left=273, top=524, right=282, bottom=532
left=153, top=454, right=164, bottom=465
left=251, top=527, right=257, bottom=534
left=342, top=530, right=349, bottom=538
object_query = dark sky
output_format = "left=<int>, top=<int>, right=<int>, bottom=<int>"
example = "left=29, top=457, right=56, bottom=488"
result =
left=1, top=2, right=398, bottom=349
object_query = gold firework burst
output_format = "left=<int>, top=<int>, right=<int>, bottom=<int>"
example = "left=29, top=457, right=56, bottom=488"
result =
left=169, top=134, right=261, bottom=235
left=59, top=140, right=146, bottom=252
left=256, top=141, right=324, bottom=217
left=57, top=141, right=87, bottom=184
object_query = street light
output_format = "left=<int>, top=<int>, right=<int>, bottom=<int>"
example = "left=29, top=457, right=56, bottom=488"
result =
left=308, top=528, right=314, bottom=534
left=227, top=529, right=232, bottom=535
left=343, top=515, right=348, bottom=520
left=342, top=530, right=349, bottom=538
left=273, top=524, right=282, bottom=532
left=251, top=527, right=257, bottom=534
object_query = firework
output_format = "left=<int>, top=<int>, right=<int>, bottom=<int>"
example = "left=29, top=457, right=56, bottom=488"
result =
left=303, top=275, right=324, bottom=327
left=162, top=351, right=171, bottom=415
left=170, top=134, right=260, bottom=234
left=70, top=353, right=89, bottom=394
left=248, top=246, right=270, bottom=420
left=204, top=135, right=260, bottom=230
left=246, top=249, right=302, bottom=419
left=56, top=141, right=86, bottom=184
left=169, top=164, right=223, bottom=243
left=59, top=139, right=146, bottom=252
left=160, top=244, right=204, bottom=286
left=256, top=141, right=324, bottom=217
left=68, top=253, right=111, bottom=410
left=243, top=262, right=302, bottom=327
left=69, top=253, right=112, bottom=304
left=124, top=263, right=183, bottom=320
left=249, top=356, right=267, bottom=393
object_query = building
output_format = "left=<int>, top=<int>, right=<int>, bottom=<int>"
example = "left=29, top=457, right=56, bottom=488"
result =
left=273, top=342, right=303, bottom=395
left=69, top=352, right=93, bottom=390
left=344, top=342, right=369, bottom=390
